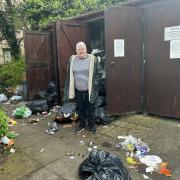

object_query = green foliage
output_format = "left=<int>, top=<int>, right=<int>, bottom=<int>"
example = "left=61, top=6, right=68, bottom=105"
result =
left=0, top=58, right=26, bottom=92
left=0, top=110, right=8, bottom=137
left=17, top=0, right=127, bottom=30
left=0, top=0, right=21, bottom=59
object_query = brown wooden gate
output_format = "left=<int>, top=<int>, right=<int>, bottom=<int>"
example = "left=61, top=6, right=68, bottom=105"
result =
left=105, top=7, right=144, bottom=115
left=144, top=0, right=180, bottom=118
left=55, top=21, right=90, bottom=101
left=24, top=32, right=52, bottom=100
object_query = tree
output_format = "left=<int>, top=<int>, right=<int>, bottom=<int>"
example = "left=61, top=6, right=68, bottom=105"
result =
left=0, top=0, right=21, bottom=59
left=18, top=0, right=127, bottom=30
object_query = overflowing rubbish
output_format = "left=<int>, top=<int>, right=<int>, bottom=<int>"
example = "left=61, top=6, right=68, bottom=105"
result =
left=117, top=135, right=172, bottom=177
left=55, top=102, right=78, bottom=123
left=79, top=150, right=132, bottom=180
left=27, top=81, right=58, bottom=113
left=9, top=95, right=22, bottom=102
left=65, top=152, right=76, bottom=160
left=13, top=106, right=32, bottom=118
left=0, top=94, right=8, bottom=102
left=28, top=100, right=49, bottom=113
left=45, top=122, right=58, bottom=135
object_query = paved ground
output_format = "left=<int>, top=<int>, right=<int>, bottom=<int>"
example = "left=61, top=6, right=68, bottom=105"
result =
left=0, top=102, right=180, bottom=180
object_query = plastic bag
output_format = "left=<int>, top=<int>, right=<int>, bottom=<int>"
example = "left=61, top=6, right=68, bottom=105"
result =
left=55, top=102, right=77, bottom=123
left=0, top=94, right=8, bottom=102
left=13, top=106, right=32, bottom=118
left=79, top=150, right=132, bottom=180
left=95, top=107, right=114, bottom=124
left=28, top=99, right=49, bottom=113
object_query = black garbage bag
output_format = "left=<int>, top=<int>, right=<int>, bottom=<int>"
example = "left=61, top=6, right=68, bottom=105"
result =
left=79, top=150, right=132, bottom=180
left=95, top=107, right=114, bottom=124
left=28, top=99, right=49, bottom=113
left=95, top=96, right=106, bottom=107
left=55, top=102, right=77, bottom=123
left=37, top=81, right=58, bottom=107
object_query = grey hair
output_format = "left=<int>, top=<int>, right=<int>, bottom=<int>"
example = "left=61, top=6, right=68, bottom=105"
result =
left=76, top=42, right=86, bottom=49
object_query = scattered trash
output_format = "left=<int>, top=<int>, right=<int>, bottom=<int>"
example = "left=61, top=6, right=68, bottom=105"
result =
left=10, top=148, right=16, bottom=153
left=79, top=150, right=132, bottom=180
left=8, top=118, right=17, bottom=126
left=139, top=155, right=162, bottom=167
left=29, top=118, right=40, bottom=123
left=40, top=149, right=45, bottom=153
left=45, top=122, right=58, bottom=135
left=13, top=106, right=32, bottom=118
left=55, top=102, right=78, bottom=123
left=9, top=95, right=22, bottom=102
left=87, top=147, right=93, bottom=152
left=65, top=152, right=76, bottom=160
left=158, top=162, right=172, bottom=176
left=126, top=157, right=138, bottom=166
left=28, top=100, right=50, bottom=113
left=143, top=174, right=150, bottom=179
left=0, top=94, right=8, bottom=102
left=63, top=124, right=73, bottom=128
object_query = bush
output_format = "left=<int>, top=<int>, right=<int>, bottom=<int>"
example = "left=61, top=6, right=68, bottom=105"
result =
left=0, top=58, right=26, bottom=93
left=0, top=110, right=8, bottom=137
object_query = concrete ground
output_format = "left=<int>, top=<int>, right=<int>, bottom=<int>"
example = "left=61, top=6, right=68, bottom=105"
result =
left=0, top=102, right=180, bottom=180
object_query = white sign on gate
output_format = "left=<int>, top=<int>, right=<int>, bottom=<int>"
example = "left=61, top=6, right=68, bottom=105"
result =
left=114, top=39, right=124, bottom=57
left=164, top=25, right=180, bottom=41
left=170, top=40, right=180, bottom=59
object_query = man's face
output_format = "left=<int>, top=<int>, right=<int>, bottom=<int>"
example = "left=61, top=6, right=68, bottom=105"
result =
left=76, top=45, right=87, bottom=59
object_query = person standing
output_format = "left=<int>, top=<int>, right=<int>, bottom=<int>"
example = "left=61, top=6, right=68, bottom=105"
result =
left=63, top=42, right=99, bottom=134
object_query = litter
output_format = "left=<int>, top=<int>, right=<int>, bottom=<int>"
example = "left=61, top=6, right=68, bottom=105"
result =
left=45, top=122, right=58, bottom=135
left=0, top=94, right=8, bottom=102
left=158, top=162, right=172, bottom=176
left=9, top=95, right=22, bottom=101
left=139, top=155, right=162, bottom=167
left=143, top=174, right=150, bottom=179
left=13, top=106, right=32, bottom=118
left=10, top=148, right=16, bottom=153
left=79, top=150, right=132, bottom=180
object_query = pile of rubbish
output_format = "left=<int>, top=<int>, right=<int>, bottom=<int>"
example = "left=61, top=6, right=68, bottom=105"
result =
left=116, top=135, right=172, bottom=177
left=92, top=49, right=116, bottom=124
left=79, top=149, right=132, bottom=180
left=27, top=81, right=58, bottom=113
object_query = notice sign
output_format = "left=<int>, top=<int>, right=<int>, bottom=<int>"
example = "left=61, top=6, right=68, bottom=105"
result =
left=114, top=39, right=124, bottom=57
left=164, top=26, right=180, bottom=41
left=170, top=40, right=180, bottom=59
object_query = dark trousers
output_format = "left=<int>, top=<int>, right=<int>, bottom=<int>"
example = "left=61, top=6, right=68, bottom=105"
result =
left=75, top=89, right=95, bottom=128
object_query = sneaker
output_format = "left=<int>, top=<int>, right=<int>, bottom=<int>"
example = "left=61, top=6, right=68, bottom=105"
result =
left=75, top=126, right=85, bottom=133
left=89, top=126, right=97, bottom=134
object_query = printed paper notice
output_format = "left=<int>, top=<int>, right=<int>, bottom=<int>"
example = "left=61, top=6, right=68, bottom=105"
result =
left=170, top=40, right=180, bottom=59
left=114, top=39, right=124, bottom=57
left=164, top=26, right=180, bottom=41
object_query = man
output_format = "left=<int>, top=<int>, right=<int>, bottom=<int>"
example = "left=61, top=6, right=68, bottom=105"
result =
left=63, top=42, right=99, bottom=134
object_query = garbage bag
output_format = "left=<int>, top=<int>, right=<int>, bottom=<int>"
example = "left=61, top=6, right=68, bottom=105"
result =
left=28, top=99, right=49, bottom=113
left=55, top=102, right=77, bottom=123
left=13, top=106, right=32, bottom=118
left=95, top=107, right=114, bottom=124
left=79, top=150, right=132, bottom=180
left=95, top=96, right=106, bottom=107
left=37, top=81, right=58, bottom=107
left=0, top=94, right=8, bottom=102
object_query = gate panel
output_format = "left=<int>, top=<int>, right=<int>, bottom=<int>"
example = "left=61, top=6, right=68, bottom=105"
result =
left=144, top=0, right=180, bottom=117
left=24, top=32, right=51, bottom=100
left=56, top=21, right=90, bottom=101
left=105, top=7, right=143, bottom=115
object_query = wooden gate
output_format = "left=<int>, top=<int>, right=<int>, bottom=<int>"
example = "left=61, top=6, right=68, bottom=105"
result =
left=55, top=21, right=90, bottom=101
left=24, top=32, right=52, bottom=100
left=144, top=0, right=180, bottom=118
left=105, top=7, right=144, bottom=115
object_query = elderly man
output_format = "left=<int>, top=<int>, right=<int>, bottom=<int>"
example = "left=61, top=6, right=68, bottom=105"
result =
left=63, top=42, right=99, bottom=134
